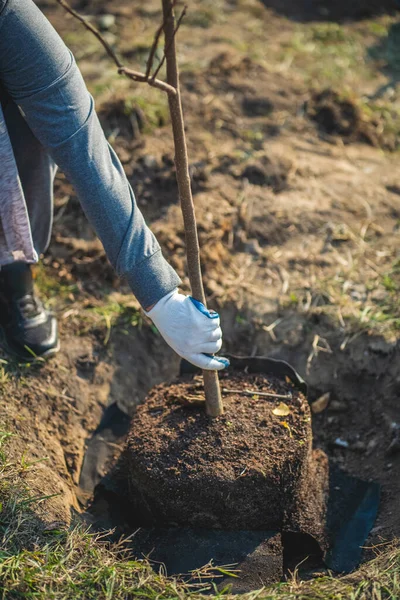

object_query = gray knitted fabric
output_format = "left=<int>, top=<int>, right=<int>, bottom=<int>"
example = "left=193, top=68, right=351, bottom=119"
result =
left=0, top=0, right=181, bottom=307
left=0, top=103, right=37, bottom=265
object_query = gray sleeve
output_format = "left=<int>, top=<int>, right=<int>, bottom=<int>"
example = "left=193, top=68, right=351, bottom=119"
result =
left=0, top=0, right=181, bottom=308
left=44, top=90, right=182, bottom=308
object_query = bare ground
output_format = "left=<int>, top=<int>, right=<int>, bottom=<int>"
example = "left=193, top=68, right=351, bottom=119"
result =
left=2, top=0, right=400, bottom=581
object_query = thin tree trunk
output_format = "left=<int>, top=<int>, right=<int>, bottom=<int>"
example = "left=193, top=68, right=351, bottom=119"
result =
left=161, top=0, right=223, bottom=417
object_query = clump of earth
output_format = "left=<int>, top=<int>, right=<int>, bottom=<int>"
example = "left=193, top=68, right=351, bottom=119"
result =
left=308, top=89, right=399, bottom=150
left=123, top=371, right=329, bottom=545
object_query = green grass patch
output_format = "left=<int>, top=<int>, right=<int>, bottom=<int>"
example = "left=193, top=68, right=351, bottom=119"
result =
left=310, top=23, right=347, bottom=43
left=88, top=300, right=143, bottom=338
left=130, top=95, right=169, bottom=131
left=280, top=25, right=367, bottom=87
left=277, top=16, right=398, bottom=89
left=74, top=297, right=144, bottom=343
left=359, top=99, right=400, bottom=149
left=33, top=264, right=78, bottom=308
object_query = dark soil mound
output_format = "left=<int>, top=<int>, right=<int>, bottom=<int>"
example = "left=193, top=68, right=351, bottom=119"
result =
left=241, top=156, right=291, bottom=192
left=307, top=89, right=381, bottom=146
left=242, top=96, right=274, bottom=117
left=124, top=372, right=329, bottom=541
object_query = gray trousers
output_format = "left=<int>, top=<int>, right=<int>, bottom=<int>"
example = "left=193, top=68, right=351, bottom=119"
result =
left=0, top=0, right=180, bottom=308
left=0, top=85, right=56, bottom=256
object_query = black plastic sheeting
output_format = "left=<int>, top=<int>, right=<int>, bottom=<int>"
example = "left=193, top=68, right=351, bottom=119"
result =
left=326, top=466, right=381, bottom=572
left=132, top=528, right=279, bottom=576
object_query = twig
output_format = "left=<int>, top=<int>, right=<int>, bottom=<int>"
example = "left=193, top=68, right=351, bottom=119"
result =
left=145, top=0, right=178, bottom=78
left=56, top=0, right=123, bottom=68
left=56, top=0, right=177, bottom=96
left=151, top=5, right=187, bottom=82
left=117, top=66, right=176, bottom=95
left=222, top=387, right=292, bottom=400
left=145, top=23, right=164, bottom=79
left=306, top=334, right=332, bottom=375
left=261, top=317, right=283, bottom=342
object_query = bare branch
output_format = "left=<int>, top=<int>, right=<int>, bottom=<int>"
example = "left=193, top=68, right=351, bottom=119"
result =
left=222, top=388, right=292, bottom=400
left=145, top=0, right=178, bottom=79
left=145, top=23, right=164, bottom=79
left=118, top=66, right=177, bottom=95
left=56, top=0, right=177, bottom=96
left=151, top=5, right=187, bottom=83
left=56, top=0, right=123, bottom=69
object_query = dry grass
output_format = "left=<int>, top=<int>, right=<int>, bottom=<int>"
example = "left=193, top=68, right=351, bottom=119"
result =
left=0, top=433, right=399, bottom=599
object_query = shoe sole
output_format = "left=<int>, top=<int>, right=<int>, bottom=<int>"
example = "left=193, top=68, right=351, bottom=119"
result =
left=0, top=327, right=60, bottom=363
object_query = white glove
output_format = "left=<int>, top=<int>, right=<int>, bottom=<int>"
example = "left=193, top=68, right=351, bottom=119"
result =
left=145, top=289, right=229, bottom=370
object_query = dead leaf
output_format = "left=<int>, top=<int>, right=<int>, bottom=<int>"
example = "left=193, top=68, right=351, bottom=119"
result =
left=311, top=392, right=330, bottom=414
left=272, top=402, right=290, bottom=416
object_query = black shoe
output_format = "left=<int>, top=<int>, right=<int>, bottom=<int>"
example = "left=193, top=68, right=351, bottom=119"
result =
left=0, top=262, right=59, bottom=361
